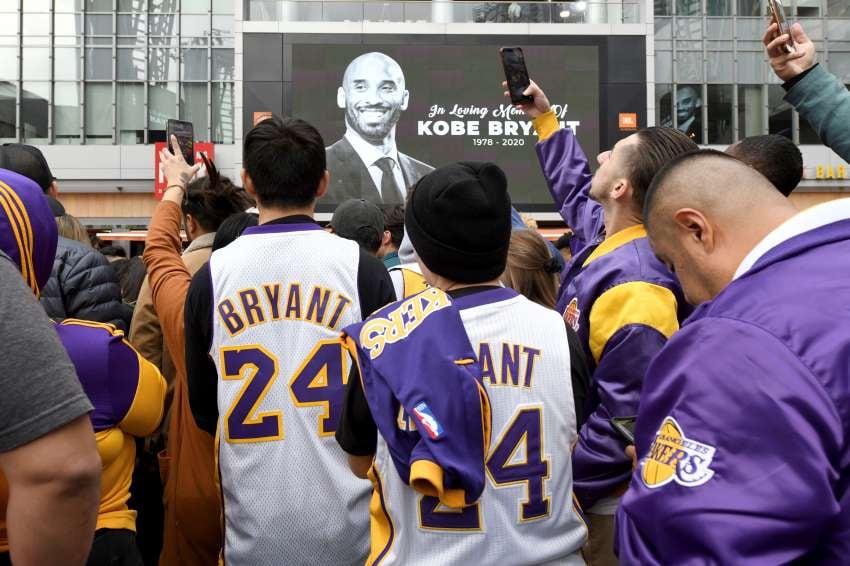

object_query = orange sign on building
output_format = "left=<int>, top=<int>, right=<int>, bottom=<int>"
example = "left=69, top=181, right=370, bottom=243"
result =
left=619, top=113, right=638, bottom=131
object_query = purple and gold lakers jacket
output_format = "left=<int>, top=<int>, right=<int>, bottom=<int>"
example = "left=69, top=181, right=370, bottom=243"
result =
left=617, top=201, right=850, bottom=564
left=343, top=288, right=492, bottom=507
left=534, top=112, right=687, bottom=509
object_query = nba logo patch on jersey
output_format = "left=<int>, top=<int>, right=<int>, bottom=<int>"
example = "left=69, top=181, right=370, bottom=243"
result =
left=641, top=416, right=715, bottom=489
left=564, top=298, right=581, bottom=332
left=412, top=402, right=443, bottom=440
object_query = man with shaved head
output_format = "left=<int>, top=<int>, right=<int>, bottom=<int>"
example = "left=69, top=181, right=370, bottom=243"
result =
left=617, top=149, right=850, bottom=563
left=326, top=52, right=433, bottom=204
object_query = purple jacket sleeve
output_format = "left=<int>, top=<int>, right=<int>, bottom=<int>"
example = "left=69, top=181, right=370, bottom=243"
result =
left=572, top=324, right=668, bottom=508
left=616, top=319, right=841, bottom=564
left=535, top=125, right=603, bottom=253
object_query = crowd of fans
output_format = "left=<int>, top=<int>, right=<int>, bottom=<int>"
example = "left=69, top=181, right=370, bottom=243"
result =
left=0, top=21, right=847, bottom=566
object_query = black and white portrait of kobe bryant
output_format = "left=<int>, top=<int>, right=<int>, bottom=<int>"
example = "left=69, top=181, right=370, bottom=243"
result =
left=326, top=52, right=434, bottom=204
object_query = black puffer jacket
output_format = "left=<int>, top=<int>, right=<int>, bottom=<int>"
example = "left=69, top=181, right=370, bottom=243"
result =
left=39, top=237, right=130, bottom=331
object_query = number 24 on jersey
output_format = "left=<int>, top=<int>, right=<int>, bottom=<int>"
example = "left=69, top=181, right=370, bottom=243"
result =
left=220, top=340, right=347, bottom=443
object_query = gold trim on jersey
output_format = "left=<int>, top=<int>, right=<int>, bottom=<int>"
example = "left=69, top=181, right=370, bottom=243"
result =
left=367, top=462, right=395, bottom=566
left=410, top=460, right=467, bottom=509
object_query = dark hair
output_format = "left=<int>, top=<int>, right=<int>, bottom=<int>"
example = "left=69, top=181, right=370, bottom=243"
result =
left=212, top=212, right=259, bottom=251
left=346, top=226, right=382, bottom=254
left=628, top=127, right=699, bottom=209
left=99, top=245, right=126, bottom=258
left=182, top=154, right=253, bottom=232
left=727, top=135, right=802, bottom=197
left=381, top=204, right=404, bottom=249
left=114, top=255, right=147, bottom=304
left=243, top=116, right=326, bottom=209
left=554, top=231, right=573, bottom=251
left=643, top=148, right=738, bottom=223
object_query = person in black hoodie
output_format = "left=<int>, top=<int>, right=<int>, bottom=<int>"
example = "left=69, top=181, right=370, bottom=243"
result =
left=0, top=144, right=128, bottom=330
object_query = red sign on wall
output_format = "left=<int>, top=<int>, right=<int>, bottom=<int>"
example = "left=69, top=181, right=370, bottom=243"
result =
left=153, top=142, right=215, bottom=200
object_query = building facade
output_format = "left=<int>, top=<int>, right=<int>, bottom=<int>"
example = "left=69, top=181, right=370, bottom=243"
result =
left=0, top=0, right=847, bottom=224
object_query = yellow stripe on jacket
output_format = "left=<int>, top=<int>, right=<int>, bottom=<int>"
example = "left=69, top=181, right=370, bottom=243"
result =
left=588, top=281, right=679, bottom=363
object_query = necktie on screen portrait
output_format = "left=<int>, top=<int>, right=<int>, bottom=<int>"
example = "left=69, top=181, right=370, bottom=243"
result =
left=375, top=156, right=403, bottom=204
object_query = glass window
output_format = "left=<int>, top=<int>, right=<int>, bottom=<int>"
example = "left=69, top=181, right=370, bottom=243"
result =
left=212, top=49, right=233, bottom=80
left=24, top=0, right=52, bottom=11
left=0, top=48, right=16, bottom=81
left=675, top=84, right=703, bottom=143
left=737, top=51, right=765, bottom=83
left=827, top=20, right=850, bottom=40
left=23, top=14, right=50, bottom=36
left=85, top=83, right=113, bottom=143
left=655, top=17, right=673, bottom=38
left=675, top=18, right=702, bottom=39
left=655, top=50, right=673, bottom=83
left=211, top=15, right=233, bottom=35
left=213, top=0, right=234, bottom=14
left=706, top=84, right=732, bottom=144
left=181, top=83, right=208, bottom=139
left=0, top=15, right=18, bottom=35
left=148, top=48, right=178, bottom=81
left=707, top=51, right=734, bottom=82
left=85, top=0, right=114, bottom=11
left=828, top=0, right=850, bottom=16
left=55, top=82, right=81, bottom=144
left=150, top=0, right=179, bottom=12
left=676, top=0, right=700, bottom=16
left=56, top=0, right=83, bottom=11
left=22, top=48, right=50, bottom=81
left=737, top=0, right=762, bottom=16
left=0, top=81, right=16, bottom=141
left=149, top=15, right=178, bottom=35
left=798, top=108, right=821, bottom=143
left=118, top=14, right=147, bottom=36
left=706, top=18, right=732, bottom=39
left=149, top=82, right=177, bottom=136
left=656, top=83, right=674, bottom=127
left=767, top=85, right=792, bottom=138
left=738, top=84, right=765, bottom=138
left=182, top=15, right=209, bottom=37
left=55, top=36, right=82, bottom=46
left=55, top=14, right=82, bottom=36
left=212, top=82, right=233, bottom=143
left=675, top=51, right=703, bottom=82
left=182, top=48, right=208, bottom=80
left=22, top=82, right=49, bottom=143
left=183, top=0, right=210, bottom=12
left=86, top=15, right=114, bottom=35
left=118, top=48, right=146, bottom=80
left=828, top=51, right=850, bottom=83
left=54, top=47, right=82, bottom=81
left=706, top=0, right=731, bottom=15
left=119, top=0, right=145, bottom=9
left=118, top=83, right=145, bottom=144
left=86, top=37, right=114, bottom=46
left=85, top=48, right=113, bottom=80
left=735, top=18, right=765, bottom=39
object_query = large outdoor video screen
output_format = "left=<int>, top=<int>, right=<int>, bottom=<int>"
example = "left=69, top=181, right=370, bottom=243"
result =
left=290, top=44, right=599, bottom=207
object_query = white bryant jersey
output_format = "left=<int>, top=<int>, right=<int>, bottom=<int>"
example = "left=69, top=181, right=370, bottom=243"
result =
left=209, top=225, right=370, bottom=566
left=370, top=290, right=587, bottom=565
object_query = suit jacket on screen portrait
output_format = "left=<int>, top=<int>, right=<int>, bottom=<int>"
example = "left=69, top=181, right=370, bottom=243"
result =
left=326, top=137, right=434, bottom=204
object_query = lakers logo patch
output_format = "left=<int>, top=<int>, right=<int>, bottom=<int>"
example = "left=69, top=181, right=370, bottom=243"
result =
left=564, top=298, right=581, bottom=332
left=641, top=417, right=715, bottom=489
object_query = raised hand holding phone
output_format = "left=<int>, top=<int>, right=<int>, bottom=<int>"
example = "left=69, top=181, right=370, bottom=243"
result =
left=159, top=134, right=201, bottom=191
left=503, top=79, right=551, bottom=119
left=763, top=22, right=816, bottom=82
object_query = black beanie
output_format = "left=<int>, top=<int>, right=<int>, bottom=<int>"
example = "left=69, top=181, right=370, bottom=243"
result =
left=405, top=161, right=511, bottom=283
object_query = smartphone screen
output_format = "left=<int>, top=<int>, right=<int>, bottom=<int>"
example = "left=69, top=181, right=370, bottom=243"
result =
left=768, top=0, right=795, bottom=52
left=500, top=47, right=533, bottom=105
left=611, top=416, right=636, bottom=444
left=166, top=119, right=195, bottom=165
